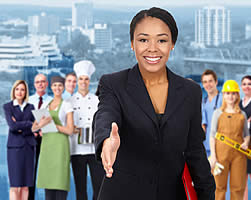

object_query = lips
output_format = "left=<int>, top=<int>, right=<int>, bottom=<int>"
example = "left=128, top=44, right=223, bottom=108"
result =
left=144, top=56, right=161, bottom=64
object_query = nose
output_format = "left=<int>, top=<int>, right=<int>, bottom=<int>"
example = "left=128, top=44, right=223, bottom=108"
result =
left=147, top=40, right=157, bottom=52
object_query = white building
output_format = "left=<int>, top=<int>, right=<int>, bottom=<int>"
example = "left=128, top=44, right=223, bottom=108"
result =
left=28, top=12, right=60, bottom=35
left=94, top=24, right=112, bottom=52
left=245, top=21, right=251, bottom=40
left=72, top=0, right=93, bottom=28
left=195, top=6, right=231, bottom=47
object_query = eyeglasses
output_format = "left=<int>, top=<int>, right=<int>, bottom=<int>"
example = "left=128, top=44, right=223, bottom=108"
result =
left=35, top=80, right=46, bottom=84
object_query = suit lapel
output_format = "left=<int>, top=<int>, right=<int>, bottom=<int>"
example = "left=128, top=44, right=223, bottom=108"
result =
left=126, top=65, right=158, bottom=126
left=161, top=69, right=186, bottom=126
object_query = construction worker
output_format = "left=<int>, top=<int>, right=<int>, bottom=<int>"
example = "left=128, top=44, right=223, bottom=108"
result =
left=209, top=80, right=250, bottom=200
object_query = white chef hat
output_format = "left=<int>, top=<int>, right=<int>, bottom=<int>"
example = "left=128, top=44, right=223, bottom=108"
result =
left=73, top=60, right=96, bottom=79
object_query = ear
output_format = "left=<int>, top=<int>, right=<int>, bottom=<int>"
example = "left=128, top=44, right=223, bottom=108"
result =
left=131, top=41, right=134, bottom=51
left=171, top=44, right=175, bottom=50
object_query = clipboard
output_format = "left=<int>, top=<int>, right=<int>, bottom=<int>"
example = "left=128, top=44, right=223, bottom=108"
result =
left=32, top=108, right=58, bottom=133
left=182, top=162, right=198, bottom=200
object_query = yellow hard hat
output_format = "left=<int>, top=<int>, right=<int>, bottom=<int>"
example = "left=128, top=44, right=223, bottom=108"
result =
left=222, top=80, right=240, bottom=92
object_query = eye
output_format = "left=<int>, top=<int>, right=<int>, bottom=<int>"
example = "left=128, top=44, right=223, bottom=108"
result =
left=158, top=39, right=167, bottom=43
left=139, top=39, right=147, bottom=43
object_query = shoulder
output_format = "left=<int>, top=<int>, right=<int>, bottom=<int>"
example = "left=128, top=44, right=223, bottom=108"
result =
left=26, top=103, right=35, bottom=109
left=213, top=108, right=223, bottom=116
left=3, top=101, right=13, bottom=109
left=170, top=70, right=202, bottom=100
left=100, top=68, right=130, bottom=84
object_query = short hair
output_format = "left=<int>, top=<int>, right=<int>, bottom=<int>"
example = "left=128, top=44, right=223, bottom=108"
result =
left=201, top=69, right=217, bottom=82
left=10, top=80, right=29, bottom=102
left=65, top=72, right=77, bottom=79
left=241, top=75, right=251, bottom=82
left=130, top=7, right=178, bottom=45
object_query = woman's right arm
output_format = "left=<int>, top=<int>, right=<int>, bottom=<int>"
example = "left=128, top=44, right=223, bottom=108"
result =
left=31, top=116, right=52, bottom=132
left=3, top=103, right=33, bottom=132
left=209, top=109, right=220, bottom=168
left=93, top=75, right=122, bottom=177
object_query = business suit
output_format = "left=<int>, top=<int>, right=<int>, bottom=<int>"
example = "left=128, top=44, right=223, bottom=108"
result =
left=93, top=64, right=215, bottom=200
left=3, top=101, right=36, bottom=187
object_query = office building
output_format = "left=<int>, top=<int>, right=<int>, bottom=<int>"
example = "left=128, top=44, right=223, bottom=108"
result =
left=72, top=0, right=93, bottom=28
left=195, top=6, right=231, bottom=47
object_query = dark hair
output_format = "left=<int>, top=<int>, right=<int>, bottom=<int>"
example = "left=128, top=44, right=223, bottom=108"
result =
left=51, top=76, right=65, bottom=85
left=201, top=69, right=217, bottom=82
left=241, top=75, right=251, bottom=82
left=130, top=7, right=178, bottom=45
left=65, top=72, right=77, bottom=79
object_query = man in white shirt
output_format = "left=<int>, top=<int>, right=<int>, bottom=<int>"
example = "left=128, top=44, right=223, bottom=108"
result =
left=69, top=61, right=104, bottom=200
left=62, top=72, right=77, bottom=100
left=28, top=73, right=53, bottom=200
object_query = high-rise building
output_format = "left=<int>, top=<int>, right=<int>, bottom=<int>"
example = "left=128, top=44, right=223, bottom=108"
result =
left=94, top=24, right=112, bottom=52
left=195, top=6, right=231, bottom=47
left=28, top=12, right=60, bottom=35
left=72, top=0, right=93, bottom=28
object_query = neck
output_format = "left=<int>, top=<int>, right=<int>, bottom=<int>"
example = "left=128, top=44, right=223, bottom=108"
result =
left=37, top=91, right=46, bottom=97
left=225, top=103, right=235, bottom=112
left=208, top=89, right=218, bottom=98
left=140, top=67, right=167, bottom=86
left=17, top=99, right=23, bottom=105
left=78, top=89, right=89, bottom=97
left=53, top=95, right=62, bottom=102
left=244, top=94, right=251, bottom=101
left=66, top=90, right=73, bottom=95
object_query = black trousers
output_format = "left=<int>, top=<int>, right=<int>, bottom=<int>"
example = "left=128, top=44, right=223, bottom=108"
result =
left=71, top=154, right=104, bottom=200
left=45, top=189, right=68, bottom=200
left=28, top=136, right=41, bottom=200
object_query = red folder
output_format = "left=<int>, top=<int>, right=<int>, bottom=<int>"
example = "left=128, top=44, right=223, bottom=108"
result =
left=182, top=162, right=198, bottom=200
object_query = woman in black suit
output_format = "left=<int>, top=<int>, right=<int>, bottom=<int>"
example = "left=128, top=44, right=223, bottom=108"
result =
left=93, top=7, right=215, bottom=200
left=3, top=80, right=36, bottom=200
left=240, top=75, right=251, bottom=200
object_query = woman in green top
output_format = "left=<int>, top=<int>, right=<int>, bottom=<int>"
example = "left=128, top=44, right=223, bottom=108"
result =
left=32, top=76, right=74, bottom=200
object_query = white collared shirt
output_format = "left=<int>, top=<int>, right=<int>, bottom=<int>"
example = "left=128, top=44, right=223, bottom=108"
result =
left=13, top=99, right=27, bottom=112
left=29, top=93, right=53, bottom=110
left=68, top=92, right=99, bottom=156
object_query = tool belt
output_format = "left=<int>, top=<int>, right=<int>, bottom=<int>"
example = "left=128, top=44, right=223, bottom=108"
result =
left=215, top=132, right=251, bottom=158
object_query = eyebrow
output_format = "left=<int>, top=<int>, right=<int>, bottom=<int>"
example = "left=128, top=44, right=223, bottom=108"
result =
left=136, top=33, right=169, bottom=37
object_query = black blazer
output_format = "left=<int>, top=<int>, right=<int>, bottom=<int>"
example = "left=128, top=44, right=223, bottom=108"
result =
left=3, top=101, right=36, bottom=147
left=93, top=65, right=215, bottom=200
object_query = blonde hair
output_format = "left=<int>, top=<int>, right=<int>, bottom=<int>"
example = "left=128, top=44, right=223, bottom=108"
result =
left=220, top=92, right=241, bottom=113
left=10, top=80, right=29, bottom=102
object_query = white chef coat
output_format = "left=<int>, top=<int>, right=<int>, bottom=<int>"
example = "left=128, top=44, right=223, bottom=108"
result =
left=68, top=92, right=98, bottom=155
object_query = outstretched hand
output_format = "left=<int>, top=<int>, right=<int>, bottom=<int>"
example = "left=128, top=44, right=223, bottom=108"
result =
left=101, top=122, right=120, bottom=178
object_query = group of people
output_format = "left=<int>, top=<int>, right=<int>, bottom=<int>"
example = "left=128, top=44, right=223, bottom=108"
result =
left=3, top=60, right=104, bottom=200
left=201, top=69, right=251, bottom=200
left=3, top=6, right=251, bottom=200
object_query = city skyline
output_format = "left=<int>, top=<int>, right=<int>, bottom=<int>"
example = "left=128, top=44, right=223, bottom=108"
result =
left=0, top=0, right=251, bottom=7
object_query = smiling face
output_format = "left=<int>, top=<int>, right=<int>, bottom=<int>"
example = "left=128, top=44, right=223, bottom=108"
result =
left=65, top=74, right=77, bottom=94
left=202, top=74, right=218, bottom=95
left=51, top=82, right=64, bottom=97
left=34, top=74, right=48, bottom=95
left=223, top=92, right=239, bottom=106
left=241, top=78, right=251, bottom=97
left=131, top=17, right=174, bottom=74
left=78, top=75, right=90, bottom=93
left=14, top=83, right=26, bottom=102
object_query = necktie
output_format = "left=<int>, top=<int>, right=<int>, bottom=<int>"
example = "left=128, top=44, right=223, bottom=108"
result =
left=38, top=96, right=43, bottom=109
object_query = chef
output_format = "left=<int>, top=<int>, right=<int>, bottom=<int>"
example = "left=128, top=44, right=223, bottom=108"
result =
left=68, top=60, right=104, bottom=200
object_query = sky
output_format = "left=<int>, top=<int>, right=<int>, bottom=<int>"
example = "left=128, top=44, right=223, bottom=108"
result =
left=0, top=0, right=251, bottom=7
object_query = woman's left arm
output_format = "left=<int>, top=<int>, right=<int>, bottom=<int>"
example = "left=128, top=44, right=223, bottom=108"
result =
left=56, top=101, right=74, bottom=135
left=184, top=84, right=215, bottom=200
